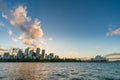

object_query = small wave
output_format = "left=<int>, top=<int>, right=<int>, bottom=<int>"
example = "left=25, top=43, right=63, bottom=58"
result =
left=55, top=73, right=68, bottom=78
left=71, top=78, right=83, bottom=80
left=71, top=72, right=79, bottom=75
left=104, top=77, right=118, bottom=80
left=0, top=76, right=7, bottom=79
left=16, top=78, right=24, bottom=80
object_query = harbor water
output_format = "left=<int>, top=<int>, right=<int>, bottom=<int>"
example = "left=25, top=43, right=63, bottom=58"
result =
left=0, top=62, right=120, bottom=80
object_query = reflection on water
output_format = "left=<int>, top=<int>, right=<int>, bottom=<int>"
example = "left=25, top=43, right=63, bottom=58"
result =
left=0, top=62, right=120, bottom=80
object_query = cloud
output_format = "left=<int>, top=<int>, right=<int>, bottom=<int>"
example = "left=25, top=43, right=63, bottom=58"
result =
left=31, top=43, right=41, bottom=49
left=27, top=19, right=43, bottom=39
left=12, top=37, right=18, bottom=42
left=0, top=21, right=4, bottom=27
left=23, top=37, right=34, bottom=45
left=10, top=5, right=30, bottom=27
left=0, top=0, right=10, bottom=19
left=2, top=12, right=8, bottom=19
left=39, top=38, right=47, bottom=45
left=10, top=6, right=43, bottom=45
left=8, top=29, right=13, bottom=36
left=0, top=0, right=46, bottom=49
left=0, top=4, right=44, bottom=47
left=0, top=47, right=7, bottom=51
left=107, top=28, right=120, bottom=36
left=39, top=37, right=53, bottom=44
left=18, top=33, right=25, bottom=40
left=48, top=37, right=53, bottom=41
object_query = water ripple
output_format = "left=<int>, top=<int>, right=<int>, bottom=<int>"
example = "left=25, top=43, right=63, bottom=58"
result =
left=0, top=62, right=120, bottom=80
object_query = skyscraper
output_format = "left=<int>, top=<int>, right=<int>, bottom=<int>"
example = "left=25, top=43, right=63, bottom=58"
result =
left=29, top=50, right=34, bottom=59
left=36, top=48, right=40, bottom=59
left=41, top=49, right=45, bottom=60
left=24, top=47, right=29, bottom=58
left=45, top=54, right=48, bottom=59
left=17, top=49, right=23, bottom=59
left=36, top=48, right=40, bottom=54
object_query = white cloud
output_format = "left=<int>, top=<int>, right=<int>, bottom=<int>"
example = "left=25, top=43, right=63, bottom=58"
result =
left=23, top=37, right=34, bottom=45
left=2, top=12, right=8, bottom=19
left=10, top=5, right=30, bottom=27
left=18, top=33, right=25, bottom=40
left=9, top=6, right=43, bottom=45
left=12, top=37, right=18, bottom=42
left=39, top=38, right=46, bottom=44
left=1, top=4, right=45, bottom=47
left=0, top=21, right=4, bottom=27
left=48, top=37, right=53, bottom=41
left=107, top=28, right=120, bottom=36
left=0, top=47, right=7, bottom=51
left=28, top=19, right=43, bottom=39
left=8, top=29, right=13, bottom=36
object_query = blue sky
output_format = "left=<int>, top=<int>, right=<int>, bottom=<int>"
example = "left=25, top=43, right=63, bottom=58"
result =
left=0, top=0, right=120, bottom=58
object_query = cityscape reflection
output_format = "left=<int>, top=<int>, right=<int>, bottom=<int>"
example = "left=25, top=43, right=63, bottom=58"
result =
left=0, top=63, right=120, bottom=80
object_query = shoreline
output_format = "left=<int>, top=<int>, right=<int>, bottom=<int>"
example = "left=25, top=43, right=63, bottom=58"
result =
left=0, top=59, right=119, bottom=62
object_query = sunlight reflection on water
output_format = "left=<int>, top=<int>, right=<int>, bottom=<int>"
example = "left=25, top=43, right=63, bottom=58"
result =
left=0, top=62, right=120, bottom=80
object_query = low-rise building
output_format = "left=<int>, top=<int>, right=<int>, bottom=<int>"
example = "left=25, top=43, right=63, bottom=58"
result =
left=55, top=55, right=59, bottom=59
left=91, top=55, right=107, bottom=61
left=3, top=52, right=10, bottom=59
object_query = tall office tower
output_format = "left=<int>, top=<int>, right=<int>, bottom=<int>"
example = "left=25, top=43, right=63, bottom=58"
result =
left=29, top=50, right=34, bottom=59
left=36, top=48, right=40, bottom=59
left=24, top=47, right=29, bottom=58
left=36, top=48, right=40, bottom=54
left=41, top=49, right=45, bottom=60
left=45, top=54, right=48, bottom=59
left=17, top=49, right=23, bottom=59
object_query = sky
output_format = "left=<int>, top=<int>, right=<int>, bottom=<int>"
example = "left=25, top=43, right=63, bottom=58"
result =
left=0, top=0, right=120, bottom=58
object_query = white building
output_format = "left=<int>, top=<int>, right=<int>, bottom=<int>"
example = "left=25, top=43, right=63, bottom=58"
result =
left=92, top=55, right=107, bottom=61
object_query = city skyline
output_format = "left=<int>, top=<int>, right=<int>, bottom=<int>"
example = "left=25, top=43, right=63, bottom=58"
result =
left=0, top=0, right=120, bottom=58
left=0, top=47, right=61, bottom=62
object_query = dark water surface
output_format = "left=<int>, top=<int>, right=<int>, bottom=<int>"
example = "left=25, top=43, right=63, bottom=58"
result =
left=0, top=62, right=120, bottom=80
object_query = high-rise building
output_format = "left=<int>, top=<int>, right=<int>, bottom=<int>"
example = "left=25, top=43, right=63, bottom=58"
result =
left=36, top=48, right=40, bottom=54
left=41, top=49, right=45, bottom=60
left=36, top=48, right=40, bottom=59
left=0, top=55, right=1, bottom=58
left=17, top=49, right=23, bottom=59
left=32, top=52, right=37, bottom=60
left=24, top=47, right=29, bottom=58
left=29, top=50, right=34, bottom=59
left=45, top=54, right=48, bottom=59
left=48, top=53, right=54, bottom=60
